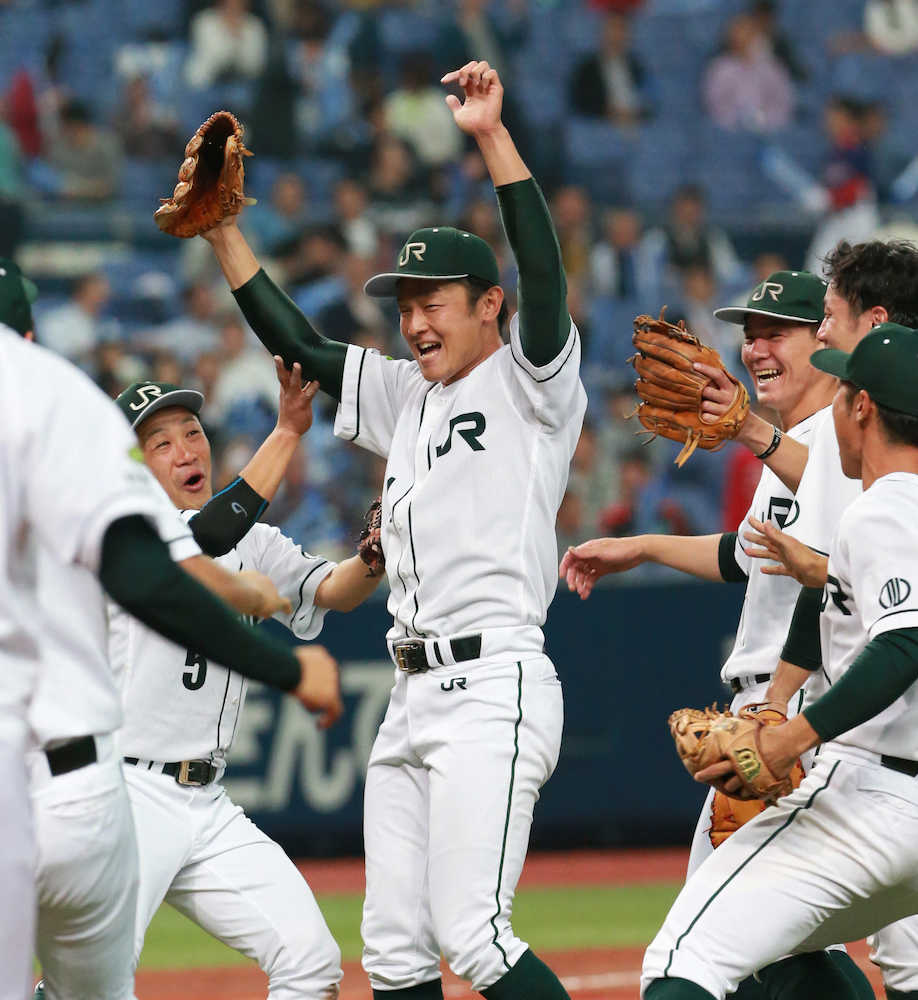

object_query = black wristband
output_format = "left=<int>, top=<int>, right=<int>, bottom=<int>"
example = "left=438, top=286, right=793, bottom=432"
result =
left=190, top=477, right=268, bottom=557
left=755, top=426, right=782, bottom=460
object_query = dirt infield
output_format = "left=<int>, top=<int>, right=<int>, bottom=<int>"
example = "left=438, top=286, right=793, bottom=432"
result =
left=135, top=849, right=886, bottom=999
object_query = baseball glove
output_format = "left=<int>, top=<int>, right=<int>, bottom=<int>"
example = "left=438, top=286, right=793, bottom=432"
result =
left=707, top=704, right=805, bottom=847
left=154, top=110, right=253, bottom=238
left=357, top=496, right=384, bottom=578
left=668, top=703, right=792, bottom=804
left=631, top=308, right=749, bottom=467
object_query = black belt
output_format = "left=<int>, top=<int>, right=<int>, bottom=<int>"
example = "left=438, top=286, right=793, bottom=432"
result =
left=880, top=754, right=918, bottom=777
left=45, top=735, right=97, bottom=776
left=392, top=634, right=482, bottom=674
left=729, top=673, right=772, bottom=694
left=123, top=756, right=218, bottom=787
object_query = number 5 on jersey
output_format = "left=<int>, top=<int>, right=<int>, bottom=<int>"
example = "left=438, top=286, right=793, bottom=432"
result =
left=183, top=649, right=207, bottom=690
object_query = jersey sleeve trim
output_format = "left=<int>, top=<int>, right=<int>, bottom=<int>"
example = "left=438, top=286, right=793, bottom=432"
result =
left=335, top=344, right=367, bottom=443
left=508, top=314, right=579, bottom=384
left=869, top=607, right=918, bottom=639
left=293, top=559, right=330, bottom=623
left=167, top=534, right=201, bottom=563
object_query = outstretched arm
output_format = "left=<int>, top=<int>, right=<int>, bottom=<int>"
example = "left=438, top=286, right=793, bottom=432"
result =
left=315, top=554, right=383, bottom=612
left=442, top=61, right=568, bottom=367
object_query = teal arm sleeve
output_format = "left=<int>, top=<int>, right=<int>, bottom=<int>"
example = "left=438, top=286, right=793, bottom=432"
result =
left=232, top=269, right=348, bottom=401
left=189, top=477, right=267, bottom=557
left=803, top=627, right=918, bottom=742
left=496, top=178, right=570, bottom=367
left=717, top=532, right=747, bottom=582
left=780, top=586, right=823, bottom=672
left=99, top=515, right=300, bottom=691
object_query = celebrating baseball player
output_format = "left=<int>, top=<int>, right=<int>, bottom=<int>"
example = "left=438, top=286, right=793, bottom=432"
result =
left=111, top=366, right=383, bottom=1000
left=560, top=270, right=876, bottom=998
left=642, top=322, right=918, bottom=999
left=157, top=61, right=586, bottom=999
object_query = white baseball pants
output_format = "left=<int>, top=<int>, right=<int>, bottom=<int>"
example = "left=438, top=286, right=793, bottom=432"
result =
left=125, top=767, right=341, bottom=1000
left=361, top=653, right=563, bottom=993
left=30, top=737, right=137, bottom=1000
left=642, top=750, right=918, bottom=999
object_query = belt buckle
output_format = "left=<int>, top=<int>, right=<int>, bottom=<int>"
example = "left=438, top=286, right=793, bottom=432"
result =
left=394, top=640, right=427, bottom=674
left=176, top=760, right=215, bottom=787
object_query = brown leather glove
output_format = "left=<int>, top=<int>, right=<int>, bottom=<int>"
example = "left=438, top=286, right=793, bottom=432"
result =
left=357, top=497, right=384, bottom=578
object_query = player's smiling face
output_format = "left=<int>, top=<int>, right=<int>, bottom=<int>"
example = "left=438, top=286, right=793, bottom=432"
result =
left=396, top=278, right=503, bottom=385
left=818, top=283, right=879, bottom=352
left=138, top=406, right=213, bottom=509
left=742, top=315, right=830, bottom=424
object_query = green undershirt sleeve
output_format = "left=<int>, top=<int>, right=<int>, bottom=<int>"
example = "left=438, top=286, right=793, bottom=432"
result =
left=717, top=532, right=747, bottom=582
left=232, top=269, right=348, bottom=401
left=803, top=627, right=918, bottom=742
left=496, top=178, right=569, bottom=368
left=780, top=585, right=823, bottom=671
left=99, top=515, right=300, bottom=691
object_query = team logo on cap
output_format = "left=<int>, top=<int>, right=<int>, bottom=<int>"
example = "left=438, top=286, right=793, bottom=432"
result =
left=879, top=577, right=911, bottom=609
left=399, top=242, right=426, bottom=266
left=751, top=281, right=784, bottom=303
left=130, top=384, right=163, bottom=410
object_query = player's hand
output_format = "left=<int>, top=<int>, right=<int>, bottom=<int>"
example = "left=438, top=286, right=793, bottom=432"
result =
left=274, top=357, right=319, bottom=438
left=235, top=570, right=292, bottom=619
left=695, top=362, right=746, bottom=426
left=694, top=719, right=811, bottom=793
left=441, top=61, right=503, bottom=137
left=293, top=645, right=343, bottom=728
left=744, top=516, right=829, bottom=588
left=559, top=537, right=645, bottom=600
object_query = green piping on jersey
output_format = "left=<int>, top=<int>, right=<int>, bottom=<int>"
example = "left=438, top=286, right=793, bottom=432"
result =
left=490, top=662, right=524, bottom=971
left=663, top=761, right=840, bottom=977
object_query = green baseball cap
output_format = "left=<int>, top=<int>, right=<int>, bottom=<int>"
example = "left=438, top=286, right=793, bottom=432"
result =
left=0, top=258, right=38, bottom=336
left=364, top=226, right=500, bottom=298
left=115, top=381, right=204, bottom=429
left=810, top=322, right=918, bottom=416
left=714, top=270, right=827, bottom=326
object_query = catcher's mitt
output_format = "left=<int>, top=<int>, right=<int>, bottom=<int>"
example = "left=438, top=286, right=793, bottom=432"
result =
left=357, top=497, right=384, bottom=578
left=154, top=110, right=253, bottom=238
left=707, top=704, right=805, bottom=847
left=631, top=308, right=749, bottom=467
left=668, top=703, right=792, bottom=804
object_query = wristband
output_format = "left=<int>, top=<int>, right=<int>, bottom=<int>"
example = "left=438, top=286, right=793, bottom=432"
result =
left=755, top=426, right=782, bottom=461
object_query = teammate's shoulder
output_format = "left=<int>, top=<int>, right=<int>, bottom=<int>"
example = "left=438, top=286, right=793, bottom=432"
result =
left=787, top=407, right=826, bottom=444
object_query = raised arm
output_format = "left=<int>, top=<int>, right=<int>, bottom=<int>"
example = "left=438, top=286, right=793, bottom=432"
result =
left=442, top=61, right=568, bottom=366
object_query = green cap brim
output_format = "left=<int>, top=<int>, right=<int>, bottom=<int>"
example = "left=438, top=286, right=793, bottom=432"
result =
left=364, top=271, right=471, bottom=298
left=809, top=347, right=849, bottom=378
left=713, top=306, right=821, bottom=325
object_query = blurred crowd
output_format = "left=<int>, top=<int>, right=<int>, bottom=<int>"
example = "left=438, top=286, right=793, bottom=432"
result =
left=3, top=0, right=918, bottom=578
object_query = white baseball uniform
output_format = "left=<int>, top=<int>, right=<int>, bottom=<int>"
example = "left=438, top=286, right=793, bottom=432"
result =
left=643, top=473, right=918, bottom=999
left=784, top=405, right=918, bottom=992
left=334, top=313, right=586, bottom=992
left=687, top=412, right=819, bottom=878
left=110, top=516, right=342, bottom=1000
left=28, top=484, right=199, bottom=1000
left=0, top=328, right=176, bottom=1000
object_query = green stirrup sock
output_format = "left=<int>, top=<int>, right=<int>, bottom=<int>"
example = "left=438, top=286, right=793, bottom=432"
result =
left=827, top=951, right=877, bottom=1000
left=758, top=952, right=863, bottom=1000
left=645, top=978, right=717, bottom=999
left=372, top=980, right=444, bottom=999
left=481, top=950, right=570, bottom=999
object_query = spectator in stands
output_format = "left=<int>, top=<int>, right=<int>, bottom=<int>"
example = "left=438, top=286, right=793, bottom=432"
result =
left=46, top=99, right=123, bottom=201
left=38, top=272, right=113, bottom=366
left=569, top=11, right=654, bottom=125
left=702, top=12, right=793, bottom=133
left=590, top=207, right=643, bottom=300
left=749, top=0, right=807, bottom=81
left=382, top=51, right=463, bottom=169
left=112, top=74, right=183, bottom=160
left=5, top=69, right=42, bottom=158
left=677, top=264, right=736, bottom=364
left=333, top=177, right=378, bottom=258
left=567, top=420, right=622, bottom=538
left=316, top=252, right=386, bottom=344
left=435, top=0, right=526, bottom=83
left=0, top=100, right=25, bottom=258
left=458, top=196, right=502, bottom=249
left=185, top=0, right=268, bottom=89
left=556, top=488, right=588, bottom=557
left=243, top=171, right=310, bottom=256
left=140, top=282, right=221, bottom=362
left=365, top=132, right=435, bottom=237
left=284, top=224, right=348, bottom=316
left=638, top=184, right=743, bottom=301
left=551, top=185, right=594, bottom=284
left=209, top=313, right=280, bottom=423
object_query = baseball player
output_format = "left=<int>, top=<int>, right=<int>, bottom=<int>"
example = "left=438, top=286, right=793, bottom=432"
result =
left=701, top=240, right=918, bottom=999
left=560, top=271, right=874, bottom=998
left=0, top=319, right=345, bottom=1000
left=195, top=62, right=585, bottom=999
left=642, top=322, right=918, bottom=1000
left=111, top=369, right=382, bottom=1000
left=0, top=262, right=343, bottom=1000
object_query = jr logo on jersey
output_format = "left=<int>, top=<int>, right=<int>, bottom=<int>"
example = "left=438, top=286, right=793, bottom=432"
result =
left=435, top=412, right=486, bottom=457
left=130, top=384, right=163, bottom=410
left=822, top=574, right=853, bottom=616
left=765, top=497, right=799, bottom=529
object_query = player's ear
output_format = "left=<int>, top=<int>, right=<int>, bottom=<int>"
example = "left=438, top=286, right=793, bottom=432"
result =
left=479, top=285, right=503, bottom=322
left=870, top=306, right=889, bottom=327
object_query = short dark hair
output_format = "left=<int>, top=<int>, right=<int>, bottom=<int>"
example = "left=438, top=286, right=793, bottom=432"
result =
left=823, top=240, right=918, bottom=327
left=462, top=276, right=509, bottom=336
